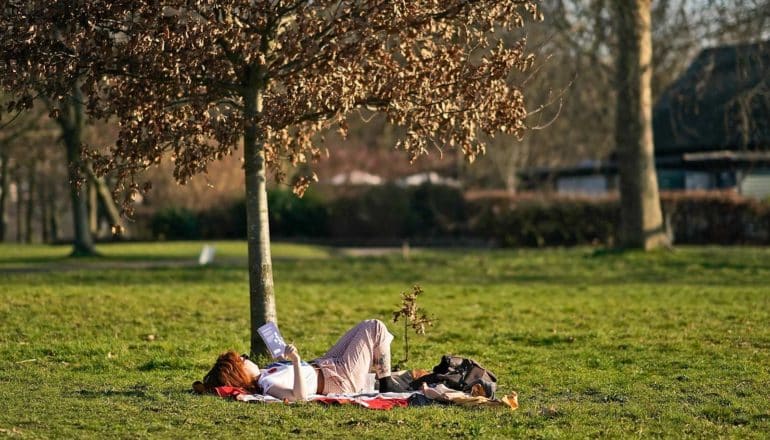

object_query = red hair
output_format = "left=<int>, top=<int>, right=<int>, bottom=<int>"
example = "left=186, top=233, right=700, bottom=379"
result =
left=196, top=351, right=260, bottom=393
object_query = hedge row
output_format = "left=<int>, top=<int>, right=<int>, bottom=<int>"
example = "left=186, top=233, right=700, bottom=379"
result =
left=146, top=186, right=770, bottom=246
left=468, top=191, right=770, bottom=246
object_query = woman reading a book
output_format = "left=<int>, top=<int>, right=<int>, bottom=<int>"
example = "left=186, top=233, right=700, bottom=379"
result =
left=194, top=319, right=400, bottom=401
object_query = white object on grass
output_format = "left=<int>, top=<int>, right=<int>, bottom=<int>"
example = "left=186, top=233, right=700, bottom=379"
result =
left=198, top=245, right=216, bottom=265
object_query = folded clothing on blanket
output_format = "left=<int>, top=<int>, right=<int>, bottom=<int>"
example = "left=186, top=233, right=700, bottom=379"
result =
left=417, top=383, right=518, bottom=410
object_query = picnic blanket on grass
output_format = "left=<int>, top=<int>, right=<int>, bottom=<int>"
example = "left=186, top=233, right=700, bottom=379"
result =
left=208, top=385, right=518, bottom=411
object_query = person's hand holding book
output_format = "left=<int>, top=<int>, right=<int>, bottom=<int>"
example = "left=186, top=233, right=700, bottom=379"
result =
left=283, top=344, right=301, bottom=363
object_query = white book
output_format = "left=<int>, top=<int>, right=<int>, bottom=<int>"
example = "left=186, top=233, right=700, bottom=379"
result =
left=257, top=322, right=287, bottom=359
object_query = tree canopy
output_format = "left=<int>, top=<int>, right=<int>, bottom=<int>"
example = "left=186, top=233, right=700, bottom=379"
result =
left=2, top=0, right=543, bottom=353
left=2, top=0, right=542, bottom=203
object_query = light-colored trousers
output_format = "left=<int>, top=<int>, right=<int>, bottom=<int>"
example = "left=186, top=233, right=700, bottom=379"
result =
left=314, top=319, right=394, bottom=394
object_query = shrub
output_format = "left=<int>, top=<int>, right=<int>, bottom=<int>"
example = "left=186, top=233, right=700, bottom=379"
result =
left=150, top=207, right=200, bottom=240
left=149, top=188, right=770, bottom=246
left=661, top=191, right=770, bottom=245
left=468, top=191, right=770, bottom=247
left=194, top=188, right=329, bottom=239
left=404, top=184, right=468, bottom=238
left=197, top=201, right=246, bottom=239
left=268, top=188, right=329, bottom=238
left=327, top=184, right=411, bottom=239
left=468, top=194, right=618, bottom=247
left=327, top=183, right=467, bottom=241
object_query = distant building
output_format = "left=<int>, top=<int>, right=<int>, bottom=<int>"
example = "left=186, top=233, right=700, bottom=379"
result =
left=654, top=40, right=770, bottom=197
left=396, top=171, right=461, bottom=188
left=329, top=170, right=383, bottom=186
left=524, top=41, right=770, bottom=198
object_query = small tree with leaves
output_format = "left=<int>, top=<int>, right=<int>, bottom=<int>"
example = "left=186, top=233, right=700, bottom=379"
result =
left=1, top=0, right=543, bottom=355
left=392, top=285, right=433, bottom=364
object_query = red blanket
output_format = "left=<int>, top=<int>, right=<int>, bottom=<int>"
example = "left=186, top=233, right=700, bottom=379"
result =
left=211, top=386, right=410, bottom=410
left=314, top=396, right=409, bottom=410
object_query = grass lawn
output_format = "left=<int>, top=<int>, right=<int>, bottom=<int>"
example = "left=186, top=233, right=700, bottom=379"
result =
left=1, top=242, right=769, bottom=439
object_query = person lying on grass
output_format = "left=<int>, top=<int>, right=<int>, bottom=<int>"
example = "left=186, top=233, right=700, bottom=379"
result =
left=194, top=319, right=401, bottom=401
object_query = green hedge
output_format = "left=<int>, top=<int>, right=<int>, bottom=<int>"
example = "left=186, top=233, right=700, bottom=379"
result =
left=150, top=207, right=200, bottom=240
left=148, top=184, right=467, bottom=242
left=267, top=188, right=329, bottom=238
left=468, top=191, right=770, bottom=247
left=327, top=184, right=467, bottom=240
left=468, top=195, right=618, bottom=247
left=148, top=188, right=770, bottom=246
left=663, top=191, right=770, bottom=244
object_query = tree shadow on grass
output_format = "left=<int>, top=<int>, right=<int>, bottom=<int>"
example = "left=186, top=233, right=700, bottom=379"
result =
left=76, top=387, right=148, bottom=399
left=0, top=255, right=72, bottom=266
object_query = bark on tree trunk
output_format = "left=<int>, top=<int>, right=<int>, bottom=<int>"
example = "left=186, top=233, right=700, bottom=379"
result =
left=48, top=182, right=59, bottom=243
left=85, top=168, right=128, bottom=238
left=58, top=88, right=97, bottom=257
left=243, top=81, right=277, bottom=357
left=24, top=161, right=36, bottom=243
left=0, top=149, right=8, bottom=242
left=88, top=179, right=98, bottom=236
left=40, top=177, right=49, bottom=243
left=15, top=170, right=22, bottom=243
left=614, top=0, right=670, bottom=250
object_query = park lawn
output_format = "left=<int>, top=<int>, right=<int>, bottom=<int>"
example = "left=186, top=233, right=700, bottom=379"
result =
left=0, top=244, right=769, bottom=439
left=0, top=241, right=328, bottom=267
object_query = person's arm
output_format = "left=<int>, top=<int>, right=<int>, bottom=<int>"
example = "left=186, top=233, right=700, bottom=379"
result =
left=265, top=344, right=308, bottom=402
left=285, top=344, right=309, bottom=401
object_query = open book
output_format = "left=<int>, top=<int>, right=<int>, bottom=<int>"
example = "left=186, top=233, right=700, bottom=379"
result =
left=257, top=322, right=287, bottom=358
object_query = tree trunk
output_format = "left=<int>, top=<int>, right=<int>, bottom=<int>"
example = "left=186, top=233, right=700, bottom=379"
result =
left=0, top=149, right=8, bottom=242
left=243, top=82, right=277, bottom=357
left=88, top=179, right=98, bottom=236
left=15, top=171, right=23, bottom=243
left=24, top=160, right=36, bottom=243
left=48, top=182, right=59, bottom=243
left=85, top=168, right=128, bottom=238
left=58, top=87, right=97, bottom=256
left=39, top=177, right=49, bottom=243
left=613, top=0, right=670, bottom=250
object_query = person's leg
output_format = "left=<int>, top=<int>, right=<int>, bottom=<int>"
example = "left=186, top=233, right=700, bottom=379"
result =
left=319, top=319, right=394, bottom=392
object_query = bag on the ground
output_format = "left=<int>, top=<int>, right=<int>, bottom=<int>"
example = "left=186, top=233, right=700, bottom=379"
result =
left=409, top=355, right=498, bottom=398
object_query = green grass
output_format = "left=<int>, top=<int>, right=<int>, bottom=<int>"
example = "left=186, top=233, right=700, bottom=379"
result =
left=0, top=241, right=329, bottom=267
left=1, top=243, right=769, bottom=439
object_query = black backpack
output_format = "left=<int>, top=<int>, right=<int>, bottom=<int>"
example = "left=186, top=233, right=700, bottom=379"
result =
left=410, top=355, right=498, bottom=398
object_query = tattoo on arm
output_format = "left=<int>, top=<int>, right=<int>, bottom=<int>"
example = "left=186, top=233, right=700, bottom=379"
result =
left=376, top=354, right=391, bottom=376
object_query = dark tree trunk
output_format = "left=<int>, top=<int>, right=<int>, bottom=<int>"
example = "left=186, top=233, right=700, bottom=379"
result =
left=24, top=160, right=36, bottom=243
left=40, top=176, right=49, bottom=243
left=85, top=168, right=127, bottom=238
left=88, top=179, right=98, bottom=236
left=0, top=149, right=8, bottom=242
left=243, top=79, right=277, bottom=357
left=48, top=182, right=59, bottom=242
left=57, top=87, right=97, bottom=256
left=613, top=0, right=670, bottom=250
left=15, top=170, right=23, bottom=243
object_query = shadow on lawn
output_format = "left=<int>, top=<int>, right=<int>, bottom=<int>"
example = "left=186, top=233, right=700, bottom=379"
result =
left=4, top=247, right=768, bottom=287
left=77, top=387, right=148, bottom=399
left=0, top=255, right=73, bottom=266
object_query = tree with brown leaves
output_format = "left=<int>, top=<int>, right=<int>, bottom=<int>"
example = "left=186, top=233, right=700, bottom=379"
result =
left=1, top=1, right=543, bottom=355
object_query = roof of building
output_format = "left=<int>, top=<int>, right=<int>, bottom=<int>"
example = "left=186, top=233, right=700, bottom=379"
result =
left=653, top=41, right=770, bottom=154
